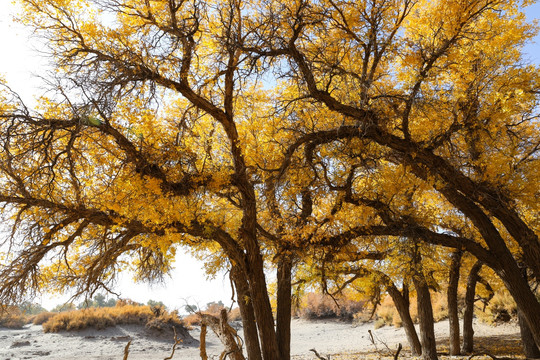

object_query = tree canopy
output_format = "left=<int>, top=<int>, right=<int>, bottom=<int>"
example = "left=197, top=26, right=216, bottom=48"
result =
left=0, top=0, right=539, bottom=359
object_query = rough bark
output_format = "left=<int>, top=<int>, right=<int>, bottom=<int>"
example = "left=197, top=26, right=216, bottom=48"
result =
left=413, top=272, right=438, bottom=360
left=200, top=309, right=245, bottom=360
left=462, top=261, right=483, bottom=354
left=448, top=250, right=462, bottom=355
left=276, top=256, right=293, bottom=360
left=200, top=324, right=208, bottom=360
left=518, top=310, right=540, bottom=359
left=231, top=266, right=263, bottom=360
left=245, top=248, right=280, bottom=360
left=387, top=282, right=422, bottom=355
left=495, top=257, right=540, bottom=349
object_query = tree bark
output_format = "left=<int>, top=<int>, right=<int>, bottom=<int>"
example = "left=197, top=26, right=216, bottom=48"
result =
left=200, top=309, right=245, bottom=360
left=462, top=261, right=482, bottom=354
left=231, top=266, right=263, bottom=360
left=413, top=272, right=438, bottom=360
left=518, top=310, right=540, bottom=359
left=387, top=282, right=422, bottom=355
left=495, top=257, right=540, bottom=349
left=447, top=250, right=462, bottom=355
left=276, top=255, right=293, bottom=360
left=245, top=248, right=280, bottom=360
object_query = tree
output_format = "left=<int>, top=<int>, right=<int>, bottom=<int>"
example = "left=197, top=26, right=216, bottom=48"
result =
left=239, top=0, right=540, bottom=346
left=1, top=0, right=539, bottom=358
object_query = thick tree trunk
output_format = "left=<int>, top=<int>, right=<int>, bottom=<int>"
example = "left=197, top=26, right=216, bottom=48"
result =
left=495, top=257, right=540, bottom=349
left=231, top=266, right=263, bottom=360
left=276, top=256, right=292, bottom=360
left=447, top=250, right=462, bottom=355
left=413, top=272, right=438, bottom=360
left=387, top=283, right=422, bottom=355
left=518, top=310, right=540, bottom=359
left=245, top=250, right=280, bottom=360
left=462, top=261, right=482, bottom=354
left=517, top=266, right=540, bottom=359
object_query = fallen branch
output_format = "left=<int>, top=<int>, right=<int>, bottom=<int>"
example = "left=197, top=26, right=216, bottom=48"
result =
left=309, top=348, right=330, bottom=360
left=467, top=352, right=514, bottom=360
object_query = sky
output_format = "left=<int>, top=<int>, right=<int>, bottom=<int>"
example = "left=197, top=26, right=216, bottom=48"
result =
left=0, top=1, right=539, bottom=311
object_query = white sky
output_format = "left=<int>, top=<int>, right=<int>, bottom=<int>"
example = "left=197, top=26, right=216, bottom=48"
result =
left=0, top=1, right=539, bottom=311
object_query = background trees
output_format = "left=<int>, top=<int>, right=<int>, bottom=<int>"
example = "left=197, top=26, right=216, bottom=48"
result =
left=0, top=0, right=539, bottom=359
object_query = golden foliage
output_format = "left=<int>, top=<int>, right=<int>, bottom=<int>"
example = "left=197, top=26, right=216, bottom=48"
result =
left=42, top=304, right=184, bottom=333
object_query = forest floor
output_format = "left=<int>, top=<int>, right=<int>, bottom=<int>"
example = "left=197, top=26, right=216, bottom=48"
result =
left=0, top=318, right=522, bottom=360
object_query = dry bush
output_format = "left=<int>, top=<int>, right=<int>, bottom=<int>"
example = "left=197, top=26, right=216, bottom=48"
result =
left=0, top=306, right=28, bottom=329
left=431, top=291, right=448, bottom=322
left=228, top=307, right=241, bottom=321
left=42, top=303, right=185, bottom=333
left=32, top=311, right=56, bottom=325
left=182, top=306, right=241, bottom=328
left=300, top=293, right=365, bottom=320
left=476, top=290, right=517, bottom=325
left=373, top=296, right=397, bottom=328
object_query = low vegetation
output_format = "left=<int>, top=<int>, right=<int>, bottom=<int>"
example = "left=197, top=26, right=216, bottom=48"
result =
left=0, top=306, right=27, bottom=329
left=42, top=303, right=184, bottom=333
left=183, top=301, right=241, bottom=328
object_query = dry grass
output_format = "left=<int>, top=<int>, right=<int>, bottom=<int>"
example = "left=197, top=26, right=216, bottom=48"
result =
left=0, top=306, right=28, bottom=329
left=42, top=304, right=184, bottom=333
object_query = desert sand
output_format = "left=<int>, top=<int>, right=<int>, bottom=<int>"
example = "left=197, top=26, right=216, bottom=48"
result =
left=0, top=318, right=521, bottom=359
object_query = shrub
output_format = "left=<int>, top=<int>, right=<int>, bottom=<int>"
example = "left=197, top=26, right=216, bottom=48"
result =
left=0, top=307, right=28, bottom=329
left=32, top=311, right=56, bottom=325
left=476, top=290, right=517, bottom=325
left=42, top=303, right=185, bottom=333
left=182, top=305, right=241, bottom=328
left=300, top=293, right=365, bottom=320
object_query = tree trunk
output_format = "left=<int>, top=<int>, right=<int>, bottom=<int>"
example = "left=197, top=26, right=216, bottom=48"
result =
left=387, top=282, right=422, bottom=355
left=276, top=256, right=292, bottom=360
left=447, top=250, right=462, bottom=355
left=517, top=265, right=540, bottom=359
left=462, top=261, right=482, bottom=354
left=495, top=257, right=540, bottom=349
left=245, top=249, right=280, bottom=360
left=231, top=266, right=263, bottom=360
left=413, top=272, right=438, bottom=360
left=518, top=310, right=540, bottom=359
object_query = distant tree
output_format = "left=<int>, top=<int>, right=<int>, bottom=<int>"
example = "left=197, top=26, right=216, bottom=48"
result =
left=18, top=301, right=47, bottom=315
left=184, top=304, right=198, bottom=313
left=51, top=303, right=76, bottom=313
left=147, top=300, right=165, bottom=309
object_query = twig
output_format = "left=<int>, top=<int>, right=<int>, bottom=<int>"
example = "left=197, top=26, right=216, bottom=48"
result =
left=123, top=340, right=132, bottom=360
left=467, top=352, right=513, bottom=360
left=309, top=348, right=330, bottom=360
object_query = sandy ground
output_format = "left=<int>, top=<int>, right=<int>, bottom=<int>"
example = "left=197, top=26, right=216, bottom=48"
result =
left=0, top=318, right=521, bottom=359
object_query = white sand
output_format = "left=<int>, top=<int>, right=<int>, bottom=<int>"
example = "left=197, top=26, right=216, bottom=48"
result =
left=0, top=319, right=520, bottom=359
